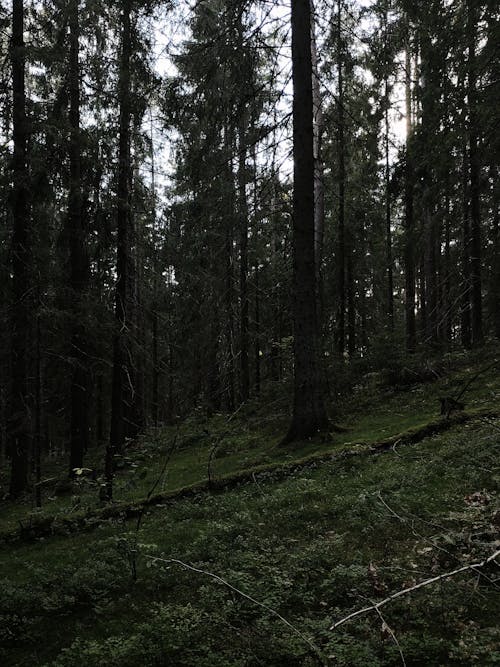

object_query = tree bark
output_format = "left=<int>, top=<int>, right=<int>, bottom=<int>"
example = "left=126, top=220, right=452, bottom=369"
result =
left=283, top=0, right=328, bottom=444
left=311, top=1, right=324, bottom=326
left=107, top=0, right=133, bottom=499
left=336, top=0, right=346, bottom=357
left=9, top=0, right=31, bottom=498
left=467, top=0, right=482, bottom=345
left=404, top=22, right=416, bottom=352
left=490, top=165, right=500, bottom=339
left=68, top=0, right=90, bottom=477
left=238, top=114, right=250, bottom=403
left=461, top=139, right=472, bottom=349
left=254, top=265, right=261, bottom=395
left=384, top=81, right=394, bottom=330
left=223, top=122, right=236, bottom=412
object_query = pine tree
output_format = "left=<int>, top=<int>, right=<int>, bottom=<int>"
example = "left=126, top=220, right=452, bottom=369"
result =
left=283, top=0, right=328, bottom=444
left=9, top=0, right=31, bottom=497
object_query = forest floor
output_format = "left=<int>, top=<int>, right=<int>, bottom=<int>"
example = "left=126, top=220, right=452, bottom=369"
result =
left=0, top=346, right=499, bottom=665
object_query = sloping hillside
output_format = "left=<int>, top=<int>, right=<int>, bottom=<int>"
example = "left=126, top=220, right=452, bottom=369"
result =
left=0, top=353, right=499, bottom=666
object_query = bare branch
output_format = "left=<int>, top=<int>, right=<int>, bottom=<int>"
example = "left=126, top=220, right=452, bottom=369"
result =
left=330, top=549, right=500, bottom=631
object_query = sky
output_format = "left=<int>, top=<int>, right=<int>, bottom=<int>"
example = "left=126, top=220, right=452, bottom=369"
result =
left=143, top=0, right=408, bottom=202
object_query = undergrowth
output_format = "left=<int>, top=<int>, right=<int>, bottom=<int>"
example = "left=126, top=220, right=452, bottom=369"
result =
left=0, top=418, right=499, bottom=666
left=0, top=348, right=499, bottom=666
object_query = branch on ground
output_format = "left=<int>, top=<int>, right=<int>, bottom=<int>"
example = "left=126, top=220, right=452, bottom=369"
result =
left=330, top=549, right=500, bottom=631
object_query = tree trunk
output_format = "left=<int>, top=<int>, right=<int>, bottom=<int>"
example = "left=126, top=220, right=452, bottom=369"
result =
left=461, top=140, right=472, bottom=349
left=467, top=0, right=482, bottom=345
left=254, top=265, right=261, bottom=395
left=311, top=1, right=324, bottom=326
left=9, top=0, right=31, bottom=498
left=106, top=0, right=133, bottom=499
left=34, top=305, right=42, bottom=508
left=238, top=115, right=250, bottom=403
left=224, top=124, right=236, bottom=412
left=347, top=233, right=355, bottom=357
left=426, top=207, right=439, bottom=345
left=444, top=183, right=452, bottom=346
left=336, top=0, right=346, bottom=357
left=283, top=0, right=328, bottom=444
left=149, top=109, right=160, bottom=428
left=68, top=0, right=90, bottom=477
left=404, top=19, right=416, bottom=352
left=384, top=81, right=394, bottom=330
left=490, top=165, right=500, bottom=339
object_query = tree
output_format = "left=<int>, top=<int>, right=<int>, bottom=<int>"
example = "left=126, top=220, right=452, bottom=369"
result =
left=9, top=0, right=31, bottom=497
left=283, top=0, right=328, bottom=444
left=68, top=0, right=90, bottom=477
left=106, top=0, right=134, bottom=499
left=335, top=0, right=347, bottom=358
left=467, top=0, right=483, bottom=345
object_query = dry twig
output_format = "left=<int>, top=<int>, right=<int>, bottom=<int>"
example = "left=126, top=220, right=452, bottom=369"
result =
left=147, top=555, right=326, bottom=664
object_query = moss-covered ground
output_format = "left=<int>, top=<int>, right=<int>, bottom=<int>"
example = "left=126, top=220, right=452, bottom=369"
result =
left=0, top=348, right=499, bottom=665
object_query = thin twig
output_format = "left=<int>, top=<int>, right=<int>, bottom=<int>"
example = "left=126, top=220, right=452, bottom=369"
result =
left=376, top=491, right=406, bottom=522
left=147, top=555, right=326, bottom=664
left=373, top=606, right=407, bottom=667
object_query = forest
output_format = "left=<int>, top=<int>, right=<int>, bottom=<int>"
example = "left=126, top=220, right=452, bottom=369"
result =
left=0, top=0, right=499, bottom=665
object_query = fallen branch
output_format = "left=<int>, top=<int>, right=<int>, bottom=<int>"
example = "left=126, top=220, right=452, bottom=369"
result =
left=147, top=555, right=326, bottom=664
left=330, top=549, right=500, bottom=631
left=373, top=606, right=406, bottom=667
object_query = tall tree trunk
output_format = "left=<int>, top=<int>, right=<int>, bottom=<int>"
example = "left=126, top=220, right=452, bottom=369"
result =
left=346, top=233, right=355, bottom=357
left=461, top=140, right=472, bottom=349
left=404, top=23, right=416, bottom=352
left=336, top=0, right=346, bottom=357
left=384, top=81, right=394, bottom=330
left=426, top=206, right=439, bottom=345
left=444, top=182, right=452, bottom=346
left=150, top=111, right=159, bottom=428
left=106, top=0, right=132, bottom=499
left=9, top=0, right=31, bottom=498
left=225, top=224, right=235, bottom=412
left=252, top=144, right=261, bottom=396
left=419, top=238, right=427, bottom=341
left=68, top=0, right=90, bottom=477
left=467, top=0, right=482, bottom=345
left=490, top=165, right=500, bottom=339
left=224, top=124, right=236, bottom=412
left=34, top=304, right=42, bottom=508
left=311, top=1, right=324, bottom=326
left=254, top=265, right=261, bottom=395
left=283, top=0, right=328, bottom=444
left=238, top=114, right=250, bottom=403
left=126, top=157, right=146, bottom=439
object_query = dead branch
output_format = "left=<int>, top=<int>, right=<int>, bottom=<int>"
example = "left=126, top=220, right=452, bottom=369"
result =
left=330, top=549, right=500, bottom=631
